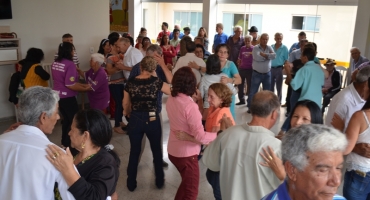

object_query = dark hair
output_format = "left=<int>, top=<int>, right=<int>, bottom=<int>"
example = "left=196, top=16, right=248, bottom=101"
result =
left=98, top=39, right=109, bottom=55
left=124, top=36, right=134, bottom=47
left=160, top=34, right=169, bottom=46
left=56, top=42, right=74, bottom=61
left=215, top=44, right=230, bottom=55
left=109, top=37, right=119, bottom=46
left=74, top=109, right=121, bottom=167
left=302, top=46, right=316, bottom=61
left=108, top=32, right=120, bottom=40
left=62, top=33, right=73, bottom=38
left=290, top=100, right=323, bottom=125
left=140, top=27, right=147, bottom=33
left=25, top=48, right=44, bottom=63
left=173, top=28, right=180, bottom=33
left=141, top=37, right=151, bottom=47
left=298, top=31, right=306, bottom=36
left=171, top=67, right=197, bottom=97
left=305, top=42, right=317, bottom=52
left=206, top=55, right=222, bottom=75
left=162, top=22, right=168, bottom=28
left=18, top=59, right=26, bottom=66
left=362, top=77, right=370, bottom=110
left=195, top=44, right=205, bottom=58
left=186, top=41, right=196, bottom=52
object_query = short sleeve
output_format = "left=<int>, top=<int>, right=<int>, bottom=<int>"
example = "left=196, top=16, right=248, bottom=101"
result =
left=124, top=81, right=131, bottom=93
left=228, top=61, right=239, bottom=76
left=156, top=78, right=164, bottom=92
left=64, top=62, right=78, bottom=86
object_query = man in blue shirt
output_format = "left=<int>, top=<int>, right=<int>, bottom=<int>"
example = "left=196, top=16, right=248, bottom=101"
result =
left=212, top=23, right=228, bottom=53
left=169, top=24, right=184, bottom=40
left=289, top=31, right=306, bottom=53
left=270, top=32, right=289, bottom=103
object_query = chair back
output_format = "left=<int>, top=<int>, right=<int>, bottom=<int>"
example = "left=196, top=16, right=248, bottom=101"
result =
left=335, top=66, right=347, bottom=88
left=42, top=63, right=53, bottom=89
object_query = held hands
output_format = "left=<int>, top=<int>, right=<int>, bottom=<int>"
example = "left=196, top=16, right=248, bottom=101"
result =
left=46, top=145, right=74, bottom=173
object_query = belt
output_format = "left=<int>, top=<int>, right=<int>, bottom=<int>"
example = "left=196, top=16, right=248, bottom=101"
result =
left=272, top=65, right=283, bottom=68
left=253, top=70, right=270, bottom=75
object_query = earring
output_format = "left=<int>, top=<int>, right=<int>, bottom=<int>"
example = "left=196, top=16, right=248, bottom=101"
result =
left=81, top=143, right=85, bottom=149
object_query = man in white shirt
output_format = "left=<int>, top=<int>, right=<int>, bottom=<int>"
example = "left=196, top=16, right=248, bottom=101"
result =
left=115, top=37, right=144, bottom=80
left=172, top=41, right=205, bottom=84
left=203, top=91, right=282, bottom=200
left=0, top=86, right=75, bottom=200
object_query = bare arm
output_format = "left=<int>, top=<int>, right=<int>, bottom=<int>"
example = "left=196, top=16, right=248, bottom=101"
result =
left=344, top=112, right=362, bottom=155
left=123, top=90, right=131, bottom=117
left=66, top=83, right=91, bottom=92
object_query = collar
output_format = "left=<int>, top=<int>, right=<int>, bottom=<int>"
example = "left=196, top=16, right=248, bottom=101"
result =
left=124, top=45, right=133, bottom=56
left=349, top=83, right=366, bottom=105
left=177, top=93, right=193, bottom=101
left=185, top=52, right=196, bottom=57
left=241, top=122, right=275, bottom=137
left=272, top=43, right=284, bottom=49
left=275, top=180, right=292, bottom=200
left=15, top=125, right=49, bottom=141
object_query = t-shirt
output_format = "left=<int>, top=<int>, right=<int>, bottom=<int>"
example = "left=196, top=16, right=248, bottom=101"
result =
left=125, top=76, right=163, bottom=112
left=238, top=45, right=254, bottom=69
left=52, top=59, right=79, bottom=98
left=205, top=106, right=235, bottom=132
left=85, top=67, right=110, bottom=110
left=221, top=60, right=239, bottom=119
left=213, top=33, right=228, bottom=50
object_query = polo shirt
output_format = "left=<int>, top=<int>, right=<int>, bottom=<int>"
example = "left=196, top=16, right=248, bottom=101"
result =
left=213, top=33, right=228, bottom=50
left=271, top=44, right=289, bottom=67
left=85, top=67, right=110, bottom=110
left=290, top=60, right=325, bottom=107
left=325, top=83, right=366, bottom=130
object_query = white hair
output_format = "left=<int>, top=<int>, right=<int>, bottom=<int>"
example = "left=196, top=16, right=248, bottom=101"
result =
left=282, top=124, right=347, bottom=171
left=356, top=66, right=370, bottom=83
left=91, top=53, right=105, bottom=66
left=234, top=25, right=242, bottom=32
left=17, top=86, right=60, bottom=126
left=244, top=35, right=253, bottom=41
left=350, top=47, right=360, bottom=53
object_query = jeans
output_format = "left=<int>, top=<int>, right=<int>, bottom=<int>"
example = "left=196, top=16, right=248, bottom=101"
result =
left=109, top=84, right=124, bottom=127
left=343, top=170, right=370, bottom=200
left=206, top=169, right=222, bottom=200
left=247, top=70, right=271, bottom=108
left=281, top=90, right=300, bottom=131
left=237, top=69, right=253, bottom=103
left=126, top=111, right=164, bottom=190
left=270, top=67, right=283, bottom=103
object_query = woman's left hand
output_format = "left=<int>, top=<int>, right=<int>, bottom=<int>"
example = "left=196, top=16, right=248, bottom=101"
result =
left=46, top=145, right=74, bottom=173
left=219, top=114, right=233, bottom=130
left=259, top=146, right=286, bottom=181
left=188, top=61, right=198, bottom=69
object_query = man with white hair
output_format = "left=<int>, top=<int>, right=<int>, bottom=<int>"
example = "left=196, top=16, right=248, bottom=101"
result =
left=263, top=124, right=347, bottom=200
left=115, top=37, right=144, bottom=80
left=0, top=87, right=75, bottom=199
left=169, top=24, right=184, bottom=40
left=226, top=26, right=244, bottom=66
left=78, top=53, right=109, bottom=111
left=347, top=47, right=369, bottom=85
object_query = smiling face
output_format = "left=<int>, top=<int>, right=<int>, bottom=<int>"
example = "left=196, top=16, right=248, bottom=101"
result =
left=289, top=151, right=343, bottom=200
left=290, top=106, right=311, bottom=128
left=103, top=42, right=111, bottom=54
left=195, top=47, right=204, bottom=59
left=208, top=88, right=223, bottom=108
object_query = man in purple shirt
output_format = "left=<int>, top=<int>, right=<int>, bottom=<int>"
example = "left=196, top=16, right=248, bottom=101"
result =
left=236, top=35, right=254, bottom=105
left=226, top=25, right=244, bottom=66
left=81, top=53, right=109, bottom=111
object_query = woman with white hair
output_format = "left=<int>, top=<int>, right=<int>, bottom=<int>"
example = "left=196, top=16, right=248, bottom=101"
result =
left=262, top=124, right=347, bottom=200
left=78, top=53, right=109, bottom=111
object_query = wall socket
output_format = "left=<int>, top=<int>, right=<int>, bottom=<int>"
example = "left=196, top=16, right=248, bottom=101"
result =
left=89, top=47, right=94, bottom=54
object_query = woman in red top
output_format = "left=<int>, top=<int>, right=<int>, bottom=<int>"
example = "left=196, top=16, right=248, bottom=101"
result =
left=160, top=34, right=176, bottom=65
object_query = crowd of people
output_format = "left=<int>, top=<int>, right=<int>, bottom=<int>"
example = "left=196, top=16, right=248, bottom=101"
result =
left=1, top=20, right=370, bottom=200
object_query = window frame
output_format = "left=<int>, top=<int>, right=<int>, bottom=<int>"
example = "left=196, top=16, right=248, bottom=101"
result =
left=291, top=15, right=321, bottom=32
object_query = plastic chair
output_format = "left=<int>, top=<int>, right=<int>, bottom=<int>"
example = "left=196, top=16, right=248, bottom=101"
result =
left=335, top=66, right=347, bottom=88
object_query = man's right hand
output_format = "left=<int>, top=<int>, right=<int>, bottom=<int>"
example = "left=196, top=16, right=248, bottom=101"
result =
left=352, top=143, right=370, bottom=158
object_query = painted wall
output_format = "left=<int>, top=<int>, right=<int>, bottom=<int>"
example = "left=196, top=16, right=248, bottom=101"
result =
left=0, top=0, right=109, bottom=119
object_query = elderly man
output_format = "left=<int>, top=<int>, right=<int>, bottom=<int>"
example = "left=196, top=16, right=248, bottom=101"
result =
left=213, top=23, right=228, bottom=53
left=226, top=26, right=244, bottom=66
left=347, top=47, right=369, bottom=85
left=203, top=91, right=282, bottom=200
left=115, top=37, right=144, bottom=80
left=270, top=32, right=289, bottom=103
left=0, top=87, right=75, bottom=199
left=262, top=124, right=347, bottom=200
left=247, top=33, right=276, bottom=112
left=289, top=31, right=306, bottom=53
left=169, top=24, right=184, bottom=40
left=322, top=58, right=342, bottom=113
left=248, top=26, right=259, bottom=46
left=172, top=41, right=204, bottom=84
left=129, top=44, right=173, bottom=167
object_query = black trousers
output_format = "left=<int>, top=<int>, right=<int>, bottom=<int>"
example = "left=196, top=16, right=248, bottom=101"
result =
left=59, top=96, right=79, bottom=148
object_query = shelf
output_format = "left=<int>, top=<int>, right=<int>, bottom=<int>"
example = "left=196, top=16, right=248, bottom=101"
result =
left=0, top=47, right=19, bottom=50
left=0, top=60, right=18, bottom=65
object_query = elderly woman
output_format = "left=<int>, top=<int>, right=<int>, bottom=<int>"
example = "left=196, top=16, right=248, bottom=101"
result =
left=123, top=56, right=171, bottom=191
left=21, top=47, right=50, bottom=89
left=52, top=42, right=91, bottom=152
left=160, top=34, right=176, bottom=65
left=46, top=109, right=120, bottom=200
left=236, top=35, right=254, bottom=105
left=167, top=67, right=218, bottom=200
left=262, top=124, right=347, bottom=200
left=77, top=53, right=109, bottom=112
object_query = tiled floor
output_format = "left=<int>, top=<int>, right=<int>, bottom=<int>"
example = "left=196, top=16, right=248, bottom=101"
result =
left=1, top=84, right=338, bottom=200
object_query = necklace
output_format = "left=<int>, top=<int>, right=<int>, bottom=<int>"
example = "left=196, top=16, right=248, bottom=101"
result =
left=74, top=153, right=96, bottom=166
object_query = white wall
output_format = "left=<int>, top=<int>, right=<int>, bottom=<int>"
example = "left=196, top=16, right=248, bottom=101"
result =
left=0, top=0, right=109, bottom=119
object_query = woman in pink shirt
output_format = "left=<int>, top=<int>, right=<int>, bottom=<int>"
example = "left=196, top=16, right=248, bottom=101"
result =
left=166, top=67, right=217, bottom=200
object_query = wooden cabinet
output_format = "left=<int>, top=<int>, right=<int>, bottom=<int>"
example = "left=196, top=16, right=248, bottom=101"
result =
left=0, top=38, right=21, bottom=65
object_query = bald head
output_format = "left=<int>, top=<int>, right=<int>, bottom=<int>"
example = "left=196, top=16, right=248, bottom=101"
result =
left=250, top=91, right=280, bottom=118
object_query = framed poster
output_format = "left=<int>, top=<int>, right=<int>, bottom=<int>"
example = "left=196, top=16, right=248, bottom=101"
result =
left=110, top=0, right=128, bottom=32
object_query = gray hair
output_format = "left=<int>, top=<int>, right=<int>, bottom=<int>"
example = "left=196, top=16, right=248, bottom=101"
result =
left=17, top=86, right=60, bottom=126
left=146, top=44, right=163, bottom=56
left=350, top=47, right=360, bottom=53
left=234, top=25, right=242, bottom=32
left=244, top=35, right=253, bottom=41
left=356, top=66, right=370, bottom=83
left=91, top=53, right=105, bottom=66
left=274, top=32, right=283, bottom=37
left=282, top=124, right=347, bottom=171
left=250, top=91, right=280, bottom=117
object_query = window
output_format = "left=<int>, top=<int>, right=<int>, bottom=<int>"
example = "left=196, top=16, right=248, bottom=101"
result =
left=174, top=11, right=202, bottom=37
left=222, top=13, right=262, bottom=36
left=291, top=16, right=320, bottom=32
left=142, top=9, right=148, bottom=29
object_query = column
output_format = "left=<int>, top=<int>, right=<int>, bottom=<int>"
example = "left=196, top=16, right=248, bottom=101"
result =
left=352, top=0, right=370, bottom=58
left=202, top=0, right=217, bottom=51
left=128, top=0, right=142, bottom=37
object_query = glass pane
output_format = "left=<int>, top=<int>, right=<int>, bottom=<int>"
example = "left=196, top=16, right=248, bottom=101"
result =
left=250, top=14, right=263, bottom=33
left=222, top=13, right=234, bottom=36
left=304, top=16, right=319, bottom=31
left=292, top=16, right=304, bottom=30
